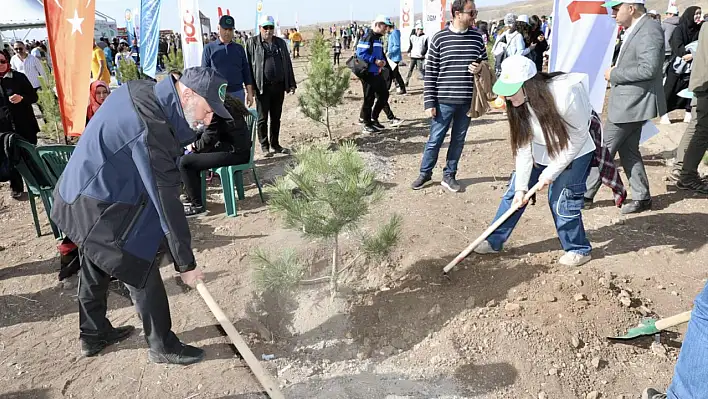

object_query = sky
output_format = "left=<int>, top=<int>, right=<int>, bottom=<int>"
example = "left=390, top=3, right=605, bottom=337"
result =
left=95, top=0, right=516, bottom=32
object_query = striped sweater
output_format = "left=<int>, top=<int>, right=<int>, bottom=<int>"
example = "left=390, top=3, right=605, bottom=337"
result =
left=424, top=27, right=487, bottom=110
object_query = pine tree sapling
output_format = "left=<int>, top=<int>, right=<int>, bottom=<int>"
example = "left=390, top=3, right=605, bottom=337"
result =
left=298, top=35, right=351, bottom=140
left=37, top=62, right=64, bottom=142
left=165, top=48, right=184, bottom=74
left=117, top=60, right=140, bottom=83
left=267, top=142, right=383, bottom=295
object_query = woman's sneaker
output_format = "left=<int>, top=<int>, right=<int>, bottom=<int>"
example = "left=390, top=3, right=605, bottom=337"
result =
left=389, top=118, right=405, bottom=127
left=473, top=240, right=500, bottom=254
left=559, top=252, right=592, bottom=267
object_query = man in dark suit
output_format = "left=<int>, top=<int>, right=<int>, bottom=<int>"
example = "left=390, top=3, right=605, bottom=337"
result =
left=585, top=0, right=667, bottom=214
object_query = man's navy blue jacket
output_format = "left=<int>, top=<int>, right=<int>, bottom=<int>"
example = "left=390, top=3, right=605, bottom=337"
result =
left=52, top=77, right=196, bottom=288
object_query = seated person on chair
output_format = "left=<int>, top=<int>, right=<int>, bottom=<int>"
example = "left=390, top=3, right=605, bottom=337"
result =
left=180, top=94, right=252, bottom=217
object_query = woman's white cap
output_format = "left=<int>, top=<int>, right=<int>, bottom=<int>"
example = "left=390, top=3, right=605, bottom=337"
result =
left=493, top=55, right=538, bottom=97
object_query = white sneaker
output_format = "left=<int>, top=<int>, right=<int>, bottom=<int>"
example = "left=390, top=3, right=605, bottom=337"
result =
left=558, top=252, right=592, bottom=267
left=473, top=240, right=499, bottom=254
left=684, top=112, right=692, bottom=123
left=660, top=115, right=672, bottom=125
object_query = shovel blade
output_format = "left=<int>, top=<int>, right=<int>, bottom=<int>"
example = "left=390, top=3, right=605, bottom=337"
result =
left=607, top=318, right=660, bottom=340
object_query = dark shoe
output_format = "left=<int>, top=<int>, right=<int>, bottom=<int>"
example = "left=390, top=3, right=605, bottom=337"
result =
left=261, top=146, right=274, bottom=158
left=363, top=124, right=379, bottom=134
left=272, top=146, right=291, bottom=155
left=358, top=117, right=365, bottom=125
left=149, top=343, right=205, bottom=365
left=184, top=203, right=207, bottom=218
left=371, top=120, right=386, bottom=131
left=441, top=176, right=461, bottom=193
left=411, top=174, right=432, bottom=190
left=642, top=388, right=666, bottom=399
left=81, top=325, right=136, bottom=357
left=11, top=191, right=22, bottom=200
left=677, top=178, right=708, bottom=194
left=620, top=199, right=652, bottom=215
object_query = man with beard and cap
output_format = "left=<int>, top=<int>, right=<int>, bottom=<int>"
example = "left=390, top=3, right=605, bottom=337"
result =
left=51, top=67, right=232, bottom=364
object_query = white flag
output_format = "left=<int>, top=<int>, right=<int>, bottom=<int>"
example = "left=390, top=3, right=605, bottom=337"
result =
left=400, top=0, right=415, bottom=52
left=179, top=0, right=204, bottom=69
left=549, top=0, right=616, bottom=112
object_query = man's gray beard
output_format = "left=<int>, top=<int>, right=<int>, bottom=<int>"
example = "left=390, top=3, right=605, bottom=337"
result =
left=183, top=99, right=200, bottom=130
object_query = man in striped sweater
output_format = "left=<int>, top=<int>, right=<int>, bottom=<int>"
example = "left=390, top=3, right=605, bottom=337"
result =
left=412, top=0, right=487, bottom=192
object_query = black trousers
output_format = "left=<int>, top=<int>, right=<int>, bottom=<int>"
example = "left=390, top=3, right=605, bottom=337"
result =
left=333, top=53, right=341, bottom=65
left=179, top=150, right=250, bottom=207
left=389, top=65, right=406, bottom=93
left=78, top=251, right=180, bottom=353
left=10, top=133, right=37, bottom=193
left=256, top=82, right=286, bottom=150
left=359, top=73, right=389, bottom=124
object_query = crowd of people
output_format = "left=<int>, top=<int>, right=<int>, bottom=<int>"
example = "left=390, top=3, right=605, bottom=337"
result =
left=0, top=0, right=707, bottom=395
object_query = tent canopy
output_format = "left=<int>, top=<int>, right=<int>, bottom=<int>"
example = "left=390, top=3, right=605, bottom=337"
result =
left=0, top=0, right=46, bottom=30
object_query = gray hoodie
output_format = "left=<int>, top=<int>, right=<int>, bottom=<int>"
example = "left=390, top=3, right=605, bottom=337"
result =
left=663, top=16, right=680, bottom=55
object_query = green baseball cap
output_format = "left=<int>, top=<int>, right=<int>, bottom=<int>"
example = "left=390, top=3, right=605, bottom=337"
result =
left=601, top=0, right=645, bottom=8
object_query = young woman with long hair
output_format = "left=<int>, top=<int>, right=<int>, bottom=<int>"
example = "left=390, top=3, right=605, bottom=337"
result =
left=474, top=55, right=597, bottom=267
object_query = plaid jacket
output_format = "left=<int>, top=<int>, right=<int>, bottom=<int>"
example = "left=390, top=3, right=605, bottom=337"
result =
left=590, top=111, right=627, bottom=207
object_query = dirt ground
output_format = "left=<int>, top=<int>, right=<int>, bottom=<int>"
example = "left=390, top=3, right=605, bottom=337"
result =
left=1, top=43, right=707, bottom=399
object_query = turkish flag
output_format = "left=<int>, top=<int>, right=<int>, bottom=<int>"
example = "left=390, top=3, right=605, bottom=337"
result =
left=44, top=0, right=96, bottom=137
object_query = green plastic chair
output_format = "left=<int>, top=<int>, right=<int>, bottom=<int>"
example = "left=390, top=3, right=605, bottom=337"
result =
left=200, top=109, right=265, bottom=217
left=12, top=139, right=61, bottom=238
left=37, top=145, right=75, bottom=182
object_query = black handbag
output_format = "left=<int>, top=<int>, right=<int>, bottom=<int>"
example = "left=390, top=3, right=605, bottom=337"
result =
left=346, top=55, right=369, bottom=78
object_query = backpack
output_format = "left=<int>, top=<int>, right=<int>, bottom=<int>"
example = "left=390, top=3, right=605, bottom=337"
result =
left=347, top=34, right=376, bottom=78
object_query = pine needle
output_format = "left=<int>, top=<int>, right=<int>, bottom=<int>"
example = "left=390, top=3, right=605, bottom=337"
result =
left=251, top=248, right=305, bottom=293
left=361, top=214, right=403, bottom=260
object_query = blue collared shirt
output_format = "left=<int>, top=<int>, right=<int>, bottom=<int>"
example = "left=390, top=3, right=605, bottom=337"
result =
left=202, top=40, right=253, bottom=92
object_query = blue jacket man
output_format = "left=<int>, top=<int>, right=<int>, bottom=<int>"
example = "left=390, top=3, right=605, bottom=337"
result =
left=387, top=27, right=402, bottom=63
left=51, top=67, right=231, bottom=364
left=356, top=26, right=385, bottom=75
left=385, top=20, right=407, bottom=95
left=356, top=15, right=401, bottom=134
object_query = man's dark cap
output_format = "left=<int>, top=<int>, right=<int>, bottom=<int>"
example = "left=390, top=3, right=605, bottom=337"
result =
left=179, top=67, right=232, bottom=120
left=219, top=15, right=235, bottom=29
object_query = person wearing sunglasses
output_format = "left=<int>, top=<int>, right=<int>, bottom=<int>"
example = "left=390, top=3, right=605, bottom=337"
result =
left=0, top=51, right=40, bottom=199
left=245, top=15, right=297, bottom=158
left=9, top=41, right=45, bottom=92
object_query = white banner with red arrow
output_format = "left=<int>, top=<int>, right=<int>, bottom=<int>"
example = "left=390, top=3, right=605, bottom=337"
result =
left=549, top=0, right=616, bottom=113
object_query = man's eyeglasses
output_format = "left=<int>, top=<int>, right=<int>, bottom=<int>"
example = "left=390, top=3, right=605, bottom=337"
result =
left=262, top=26, right=274, bottom=31
left=0, top=60, right=7, bottom=64
left=460, top=10, right=479, bottom=17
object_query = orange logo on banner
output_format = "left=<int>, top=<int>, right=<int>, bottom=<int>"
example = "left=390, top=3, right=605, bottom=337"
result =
left=44, top=0, right=97, bottom=136
left=402, top=6, right=411, bottom=27
left=183, top=10, right=197, bottom=43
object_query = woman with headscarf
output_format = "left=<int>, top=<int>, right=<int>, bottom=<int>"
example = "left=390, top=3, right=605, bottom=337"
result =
left=0, top=51, right=40, bottom=199
left=86, top=80, right=110, bottom=124
left=661, top=5, right=702, bottom=124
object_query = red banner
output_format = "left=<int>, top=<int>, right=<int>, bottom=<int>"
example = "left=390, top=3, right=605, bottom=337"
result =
left=44, top=0, right=96, bottom=136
